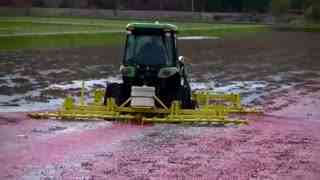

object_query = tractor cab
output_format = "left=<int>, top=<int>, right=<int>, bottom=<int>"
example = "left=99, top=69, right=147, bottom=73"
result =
left=105, top=22, right=195, bottom=109
left=124, top=23, right=177, bottom=67
left=122, top=23, right=179, bottom=84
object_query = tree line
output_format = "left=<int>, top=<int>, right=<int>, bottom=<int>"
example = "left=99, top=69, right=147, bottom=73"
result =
left=31, top=0, right=303, bottom=12
left=28, top=0, right=320, bottom=20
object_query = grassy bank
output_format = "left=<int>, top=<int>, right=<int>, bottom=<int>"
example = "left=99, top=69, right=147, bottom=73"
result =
left=0, top=16, right=269, bottom=51
left=0, top=33, right=125, bottom=50
left=180, top=26, right=269, bottom=37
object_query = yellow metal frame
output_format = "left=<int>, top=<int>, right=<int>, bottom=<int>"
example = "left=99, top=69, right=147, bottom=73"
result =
left=28, top=86, right=262, bottom=125
left=192, top=91, right=262, bottom=113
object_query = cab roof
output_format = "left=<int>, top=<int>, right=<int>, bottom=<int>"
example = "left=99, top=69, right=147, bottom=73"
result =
left=126, top=22, right=178, bottom=32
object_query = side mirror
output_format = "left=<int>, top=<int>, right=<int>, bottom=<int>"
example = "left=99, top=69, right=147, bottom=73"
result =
left=179, top=56, right=185, bottom=63
left=178, top=56, right=192, bottom=74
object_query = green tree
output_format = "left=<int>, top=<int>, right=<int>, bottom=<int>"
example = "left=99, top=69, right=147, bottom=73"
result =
left=305, top=0, right=320, bottom=21
left=290, top=0, right=304, bottom=9
left=206, top=0, right=224, bottom=12
left=242, top=0, right=271, bottom=12
left=205, top=0, right=272, bottom=13
left=271, top=0, right=290, bottom=16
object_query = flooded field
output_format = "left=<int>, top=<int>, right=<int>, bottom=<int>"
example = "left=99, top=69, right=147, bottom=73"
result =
left=1, top=32, right=319, bottom=112
left=1, top=31, right=320, bottom=179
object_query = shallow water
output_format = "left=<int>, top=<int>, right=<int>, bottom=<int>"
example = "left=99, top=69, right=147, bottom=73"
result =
left=0, top=77, right=274, bottom=112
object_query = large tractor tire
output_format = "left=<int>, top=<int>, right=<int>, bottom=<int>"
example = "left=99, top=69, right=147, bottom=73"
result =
left=177, top=86, right=197, bottom=109
left=104, top=83, right=122, bottom=106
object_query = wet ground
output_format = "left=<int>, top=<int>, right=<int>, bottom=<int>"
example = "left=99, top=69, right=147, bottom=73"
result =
left=1, top=32, right=320, bottom=111
left=1, top=31, right=320, bottom=179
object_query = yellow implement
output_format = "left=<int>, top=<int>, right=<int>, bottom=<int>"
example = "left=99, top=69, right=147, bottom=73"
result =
left=28, top=85, right=262, bottom=125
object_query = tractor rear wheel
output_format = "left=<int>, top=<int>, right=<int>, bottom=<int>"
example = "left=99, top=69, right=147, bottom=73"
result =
left=177, top=86, right=197, bottom=109
left=104, top=83, right=122, bottom=105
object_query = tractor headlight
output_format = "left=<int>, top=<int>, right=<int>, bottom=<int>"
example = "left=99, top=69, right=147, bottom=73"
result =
left=120, top=65, right=135, bottom=78
left=158, top=67, right=178, bottom=78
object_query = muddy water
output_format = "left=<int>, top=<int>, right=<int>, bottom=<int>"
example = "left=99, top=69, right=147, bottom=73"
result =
left=1, top=32, right=320, bottom=112
left=1, top=31, right=320, bottom=179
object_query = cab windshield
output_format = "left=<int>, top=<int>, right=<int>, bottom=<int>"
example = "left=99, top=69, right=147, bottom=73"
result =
left=124, top=33, right=174, bottom=66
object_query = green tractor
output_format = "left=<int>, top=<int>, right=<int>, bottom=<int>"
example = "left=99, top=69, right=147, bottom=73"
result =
left=104, top=22, right=196, bottom=109
left=28, top=22, right=261, bottom=125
